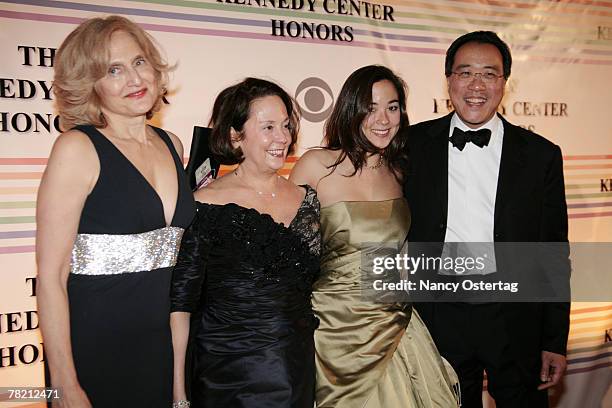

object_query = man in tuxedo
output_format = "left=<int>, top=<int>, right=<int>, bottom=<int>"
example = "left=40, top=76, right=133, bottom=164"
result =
left=403, top=31, right=570, bottom=407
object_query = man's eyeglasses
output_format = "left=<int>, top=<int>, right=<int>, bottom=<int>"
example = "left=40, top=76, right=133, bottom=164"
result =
left=451, top=71, right=504, bottom=83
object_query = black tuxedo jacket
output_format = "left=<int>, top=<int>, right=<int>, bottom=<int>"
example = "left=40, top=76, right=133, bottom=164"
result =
left=403, top=112, right=570, bottom=357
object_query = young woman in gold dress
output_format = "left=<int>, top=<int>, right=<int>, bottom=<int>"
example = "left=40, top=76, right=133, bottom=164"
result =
left=291, top=65, right=460, bottom=408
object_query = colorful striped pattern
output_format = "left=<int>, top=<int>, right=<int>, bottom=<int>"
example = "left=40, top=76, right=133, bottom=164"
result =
left=1, top=154, right=610, bottom=255
left=1, top=0, right=611, bottom=64
left=566, top=303, right=612, bottom=376
left=0, top=157, right=44, bottom=255
left=563, top=155, right=612, bottom=220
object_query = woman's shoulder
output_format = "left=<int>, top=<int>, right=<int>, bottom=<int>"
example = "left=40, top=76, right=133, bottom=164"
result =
left=193, top=172, right=237, bottom=205
left=151, top=126, right=184, bottom=158
left=50, top=128, right=98, bottom=163
left=164, top=129, right=184, bottom=157
left=56, top=127, right=94, bottom=145
left=190, top=181, right=228, bottom=229
left=296, top=148, right=339, bottom=167
left=290, top=148, right=340, bottom=187
left=40, top=128, right=100, bottom=196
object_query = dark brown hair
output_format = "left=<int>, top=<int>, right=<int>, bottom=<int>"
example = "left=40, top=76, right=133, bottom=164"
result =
left=209, top=78, right=300, bottom=165
left=324, top=65, right=409, bottom=177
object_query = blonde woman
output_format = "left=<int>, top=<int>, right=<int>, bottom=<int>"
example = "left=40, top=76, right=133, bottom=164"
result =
left=37, top=16, right=194, bottom=407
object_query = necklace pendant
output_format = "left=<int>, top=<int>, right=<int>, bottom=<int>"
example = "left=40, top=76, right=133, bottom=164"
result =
left=256, top=190, right=276, bottom=198
left=367, top=155, right=384, bottom=170
left=235, top=169, right=278, bottom=198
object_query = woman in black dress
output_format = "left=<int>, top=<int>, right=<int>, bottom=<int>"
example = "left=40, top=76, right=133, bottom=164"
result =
left=170, top=78, right=320, bottom=408
left=36, top=16, right=194, bottom=407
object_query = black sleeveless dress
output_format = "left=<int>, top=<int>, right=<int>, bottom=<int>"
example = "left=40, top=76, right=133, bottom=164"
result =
left=171, top=187, right=320, bottom=408
left=67, top=125, right=195, bottom=407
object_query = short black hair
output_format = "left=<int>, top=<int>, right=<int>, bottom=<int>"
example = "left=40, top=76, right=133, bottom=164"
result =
left=209, top=77, right=299, bottom=165
left=445, top=31, right=512, bottom=79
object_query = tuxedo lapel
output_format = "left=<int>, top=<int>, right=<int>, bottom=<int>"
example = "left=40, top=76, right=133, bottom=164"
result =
left=494, top=115, right=528, bottom=230
left=424, top=114, right=452, bottom=225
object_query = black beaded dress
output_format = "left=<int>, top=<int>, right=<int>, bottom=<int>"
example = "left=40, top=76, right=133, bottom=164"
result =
left=171, top=186, right=320, bottom=408
left=66, top=125, right=195, bottom=407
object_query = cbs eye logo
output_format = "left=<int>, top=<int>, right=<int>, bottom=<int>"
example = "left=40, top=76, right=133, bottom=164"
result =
left=295, top=77, right=334, bottom=123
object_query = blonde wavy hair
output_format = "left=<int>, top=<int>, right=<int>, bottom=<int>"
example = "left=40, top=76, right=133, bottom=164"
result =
left=53, top=15, right=171, bottom=130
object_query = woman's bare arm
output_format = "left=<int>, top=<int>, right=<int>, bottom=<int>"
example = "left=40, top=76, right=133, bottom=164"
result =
left=36, top=130, right=98, bottom=406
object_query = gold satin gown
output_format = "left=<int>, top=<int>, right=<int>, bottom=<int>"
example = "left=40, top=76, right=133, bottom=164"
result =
left=313, top=199, right=460, bottom=407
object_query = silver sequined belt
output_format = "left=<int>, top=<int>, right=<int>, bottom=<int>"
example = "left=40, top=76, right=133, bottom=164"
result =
left=70, top=226, right=185, bottom=275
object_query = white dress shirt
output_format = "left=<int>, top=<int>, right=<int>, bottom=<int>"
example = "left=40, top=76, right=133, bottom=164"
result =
left=443, top=113, right=503, bottom=275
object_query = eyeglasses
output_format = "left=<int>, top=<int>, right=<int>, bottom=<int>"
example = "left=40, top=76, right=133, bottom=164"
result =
left=451, top=71, right=504, bottom=83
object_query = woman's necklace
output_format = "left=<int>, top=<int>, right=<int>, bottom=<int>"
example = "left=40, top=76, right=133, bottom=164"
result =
left=234, top=169, right=280, bottom=198
left=366, top=154, right=384, bottom=170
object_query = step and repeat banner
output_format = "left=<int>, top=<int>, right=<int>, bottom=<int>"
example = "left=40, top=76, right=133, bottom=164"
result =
left=1, top=0, right=611, bottom=406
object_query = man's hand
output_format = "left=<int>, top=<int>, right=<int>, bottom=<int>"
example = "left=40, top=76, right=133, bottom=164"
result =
left=538, top=350, right=567, bottom=390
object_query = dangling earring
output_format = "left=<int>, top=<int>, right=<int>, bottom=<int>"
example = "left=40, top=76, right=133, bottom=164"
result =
left=161, top=87, right=169, bottom=104
left=97, top=109, right=107, bottom=127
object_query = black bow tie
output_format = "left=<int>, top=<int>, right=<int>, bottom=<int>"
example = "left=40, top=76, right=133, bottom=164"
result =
left=449, top=128, right=491, bottom=151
